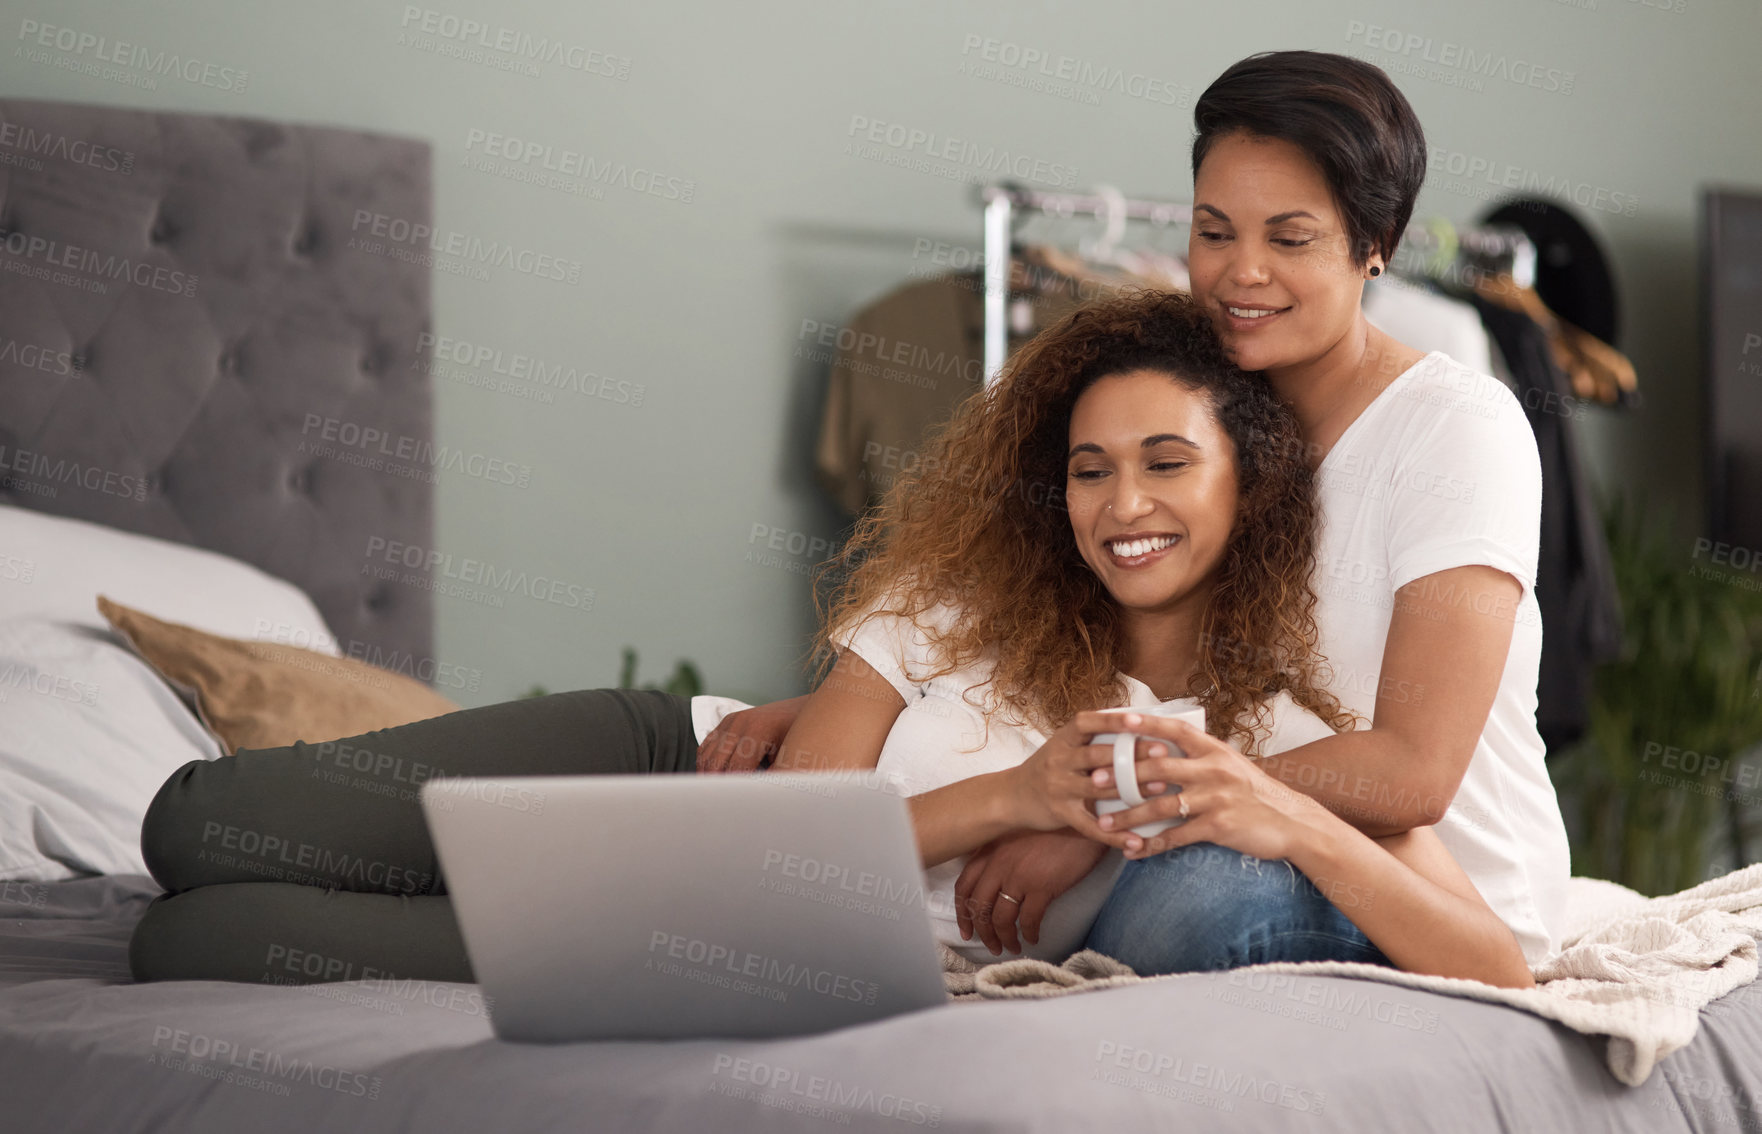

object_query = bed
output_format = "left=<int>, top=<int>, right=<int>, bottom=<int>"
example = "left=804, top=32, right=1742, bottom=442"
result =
left=5, top=874, right=1762, bottom=1132
left=2, top=97, right=1761, bottom=1134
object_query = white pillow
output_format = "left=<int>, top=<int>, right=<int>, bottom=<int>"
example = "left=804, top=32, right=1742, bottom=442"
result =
left=0, top=505, right=338, bottom=653
left=0, top=618, right=222, bottom=880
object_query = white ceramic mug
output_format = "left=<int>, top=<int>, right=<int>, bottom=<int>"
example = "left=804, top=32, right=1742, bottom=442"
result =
left=1091, top=701, right=1207, bottom=838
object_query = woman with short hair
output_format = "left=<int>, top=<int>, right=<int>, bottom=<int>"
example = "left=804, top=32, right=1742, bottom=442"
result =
left=708, top=50, right=1570, bottom=976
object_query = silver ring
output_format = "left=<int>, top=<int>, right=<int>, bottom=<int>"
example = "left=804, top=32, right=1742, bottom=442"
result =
left=1177, top=793, right=1191, bottom=819
left=996, top=891, right=1022, bottom=905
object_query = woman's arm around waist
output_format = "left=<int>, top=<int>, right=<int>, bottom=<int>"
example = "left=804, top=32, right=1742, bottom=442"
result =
left=1257, top=564, right=1522, bottom=835
left=1089, top=714, right=1535, bottom=989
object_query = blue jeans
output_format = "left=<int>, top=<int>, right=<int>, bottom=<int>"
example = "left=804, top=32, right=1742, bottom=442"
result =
left=1083, top=841, right=1394, bottom=977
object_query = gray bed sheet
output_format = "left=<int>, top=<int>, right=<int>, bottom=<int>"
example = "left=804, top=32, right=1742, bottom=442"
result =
left=2, top=875, right=1758, bottom=1133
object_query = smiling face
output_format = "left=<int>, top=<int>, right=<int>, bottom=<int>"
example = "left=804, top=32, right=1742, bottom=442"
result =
left=1187, top=131, right=1374, bottom=374
left=1065, top=369, right=1239, bottom=615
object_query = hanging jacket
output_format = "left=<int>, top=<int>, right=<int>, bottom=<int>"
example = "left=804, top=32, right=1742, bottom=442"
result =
left=1461, top=288, right=1625, bottom=753
left=813, top=252, right=1126, bottom=516
left=813, top=272, right=991, bottom=516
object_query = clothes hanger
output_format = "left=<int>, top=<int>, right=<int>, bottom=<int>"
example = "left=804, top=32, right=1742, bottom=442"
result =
left=1078, top=184, right=1130, bottom=266
left=1555, top=321, right=1638, bottom=405
left=1074, top=184, right=1193, bottom=289
left=1473, top=273, right=1636, bottom=405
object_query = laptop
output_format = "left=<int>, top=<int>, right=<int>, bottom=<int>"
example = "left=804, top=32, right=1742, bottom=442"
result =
left=419, top=771, right=949, bottom=1042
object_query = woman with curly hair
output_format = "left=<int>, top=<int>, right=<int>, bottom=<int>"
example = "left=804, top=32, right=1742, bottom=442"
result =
left=709, top=49, right=1569, bottom=980
left=133, top=289, right=1532, bottom=991
left=790, top=287, right=1530, bottom=987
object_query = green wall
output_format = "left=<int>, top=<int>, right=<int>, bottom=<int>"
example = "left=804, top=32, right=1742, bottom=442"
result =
left=5, top=0, right=1757, bottom=703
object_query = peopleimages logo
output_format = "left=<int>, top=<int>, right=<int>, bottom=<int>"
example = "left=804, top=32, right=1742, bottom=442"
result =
left=416, top=332, right=647, bottom=406
left=0, top=444, right=149, bottom=501
left=362, top=536, right=596, bottom=613
left=398, top=6, right=631, bottom=79
left=462, top=129, right=695, bottom=203
left=16, top=20, right=249, bottom=92
left=1426, top=146, right=1638, bottom=218
left=348, top=210, right=584, bottom=284
left=0, top=122, right=132, bottom=173
left=148, top=1026, right=379, bottom=1099
left=1344, top=21, right=1575, bottom=95
left=0, top=228, right=197, bottom=297
left=957, top=34, right=1188, bottom=106
left=1092, top=1040, right=1327, bottom=1114
left=299, top=413, right=534, bottom=488
left=197, top=820, right=433, bottom=895
left=0, top=661, right=99, bottom=706
left=710, top=1055, right=944, bottom=1127
left=0, top=332, right=82, bottom=377
left=646, top=930, right=881, bottom=1005
left=845, top=114, right=1078, bottom=188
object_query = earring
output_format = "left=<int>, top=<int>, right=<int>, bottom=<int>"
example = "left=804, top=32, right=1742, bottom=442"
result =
left=1368, top=265, right=1382, bottom=277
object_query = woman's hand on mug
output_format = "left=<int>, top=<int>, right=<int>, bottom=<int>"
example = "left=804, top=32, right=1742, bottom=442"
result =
left=1082, top=715, right=1330, bottom=861
left=1005, top=716, right=1126, bottom=837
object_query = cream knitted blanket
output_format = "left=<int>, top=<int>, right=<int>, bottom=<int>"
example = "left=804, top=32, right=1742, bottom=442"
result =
left=939, top=864, right=1762, bottom=1086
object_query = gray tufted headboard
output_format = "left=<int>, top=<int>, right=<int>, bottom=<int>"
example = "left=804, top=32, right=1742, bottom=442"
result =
left=0, top=99, right=434, bottom=662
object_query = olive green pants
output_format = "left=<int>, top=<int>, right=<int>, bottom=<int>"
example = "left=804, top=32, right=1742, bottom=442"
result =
left=129, top=688, right=697, bottom=985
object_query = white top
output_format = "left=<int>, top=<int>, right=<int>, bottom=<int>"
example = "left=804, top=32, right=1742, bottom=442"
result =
left=1311, top=350, right=1570, bottom=964
left=832, top=601, right=1338, bottom=965
left=690, top=695, right=750, bottom=744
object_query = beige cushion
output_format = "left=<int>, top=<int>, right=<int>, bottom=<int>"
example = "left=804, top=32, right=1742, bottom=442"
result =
left=98, top=596, right=458, bottom=754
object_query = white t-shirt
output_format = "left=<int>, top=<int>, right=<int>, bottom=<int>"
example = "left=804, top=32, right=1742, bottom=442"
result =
left=833, top=601, right=1338, bottom=966
left=1311, top=350, right=1570, bottom=964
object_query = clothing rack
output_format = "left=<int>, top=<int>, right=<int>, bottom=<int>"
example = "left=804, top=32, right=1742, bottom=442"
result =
left=977, top=183, right=1193, bottom=384
left=975, top=181, right=1539, bottom=385
left=1396, top=219, right=1537, bottom=291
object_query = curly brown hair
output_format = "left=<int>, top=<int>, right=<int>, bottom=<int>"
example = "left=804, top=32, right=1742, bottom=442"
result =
left=817, top=289, right=1357, bottom=754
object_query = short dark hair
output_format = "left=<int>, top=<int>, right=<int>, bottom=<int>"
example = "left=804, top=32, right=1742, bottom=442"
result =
left=1191, top=51, right=1427, bottom=267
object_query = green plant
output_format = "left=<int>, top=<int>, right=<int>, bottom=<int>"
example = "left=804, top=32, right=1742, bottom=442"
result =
left=618, top=647, right=703, bottom=698
left=518, top=648, right=703, bottom=701
left=1551, top=493, right=1762, bottom=895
